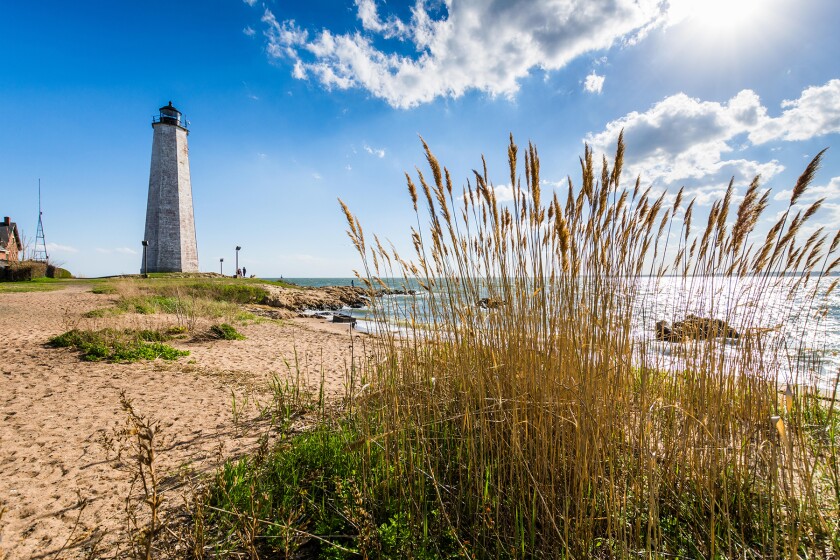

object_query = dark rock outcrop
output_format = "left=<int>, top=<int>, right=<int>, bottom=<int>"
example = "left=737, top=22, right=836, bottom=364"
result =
left=262, top=285, right=367, bottom=315
left=655, top=320, right=684, bottom=343
left=332, top=313, right=357, bottom=325
left=478, top=297, right=505, bottom=309
left=655, top=314, right=740, bottom=343
left=375, top=287, right=417, bottom=296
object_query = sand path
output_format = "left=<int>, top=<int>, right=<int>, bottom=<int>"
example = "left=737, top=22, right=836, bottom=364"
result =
left=0, top=283, right=368, bottom=559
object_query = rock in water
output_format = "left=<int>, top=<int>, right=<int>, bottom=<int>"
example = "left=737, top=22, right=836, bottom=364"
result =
left=656, top=315, right=740, bottom=343
left=332, top=313, right=357, bottom=325
left=478, top=297, right=505, bottom=309
left=655, top=320, right=684, bottom=343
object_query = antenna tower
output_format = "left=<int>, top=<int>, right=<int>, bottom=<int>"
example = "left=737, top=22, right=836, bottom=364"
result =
left=33, top=179, right=49, bottom=262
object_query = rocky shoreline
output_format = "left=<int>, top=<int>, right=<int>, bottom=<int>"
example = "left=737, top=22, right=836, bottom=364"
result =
left=250, top=284, right=368, bottom=318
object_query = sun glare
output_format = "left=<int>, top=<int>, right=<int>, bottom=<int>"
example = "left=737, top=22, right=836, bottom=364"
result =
left=670, top=0, right=769, bottom=36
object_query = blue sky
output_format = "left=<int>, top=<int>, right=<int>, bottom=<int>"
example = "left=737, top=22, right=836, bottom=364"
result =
left=1, top=0, right=838, bottom=277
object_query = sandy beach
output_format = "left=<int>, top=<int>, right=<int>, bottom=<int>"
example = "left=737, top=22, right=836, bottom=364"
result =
left=0, top=283, right=367, bottom=559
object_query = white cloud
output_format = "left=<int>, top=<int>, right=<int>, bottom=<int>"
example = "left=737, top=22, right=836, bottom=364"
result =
left=541, top=179, right=566, bottom=189
left=355, top=0, right=409, bottom=39
left=96, top=247, right=138, bottom=255
left=363, top=143, right=386, bottom=158
left=584, top=71, right=605, bottom=94
left=585, top=79, right=840, bottom=193
left=261, top=10, right=309, bottom=60
left=47, top=243, right=78, bottom=254
left=458, top=183, right=526, bottom=204
left=243, top=26, right=256, bottom=37
left=583, top=79, right=840, bottom=235
left=242, top=0, right=257, bottom=6
left=587, top=90, right=759, bottom=183
left=587, top=89, right=783, bottom=188
left=773, top=176, right=840, bottom=203
left=485, top=184, right=527, bottom=203
left=312, top=172, right=322, bottom=180
left=260, top=0, right=670, bottom=108
left=749, top=80, right=840, bottom=144
left=588, top=80, right=840, bottom=190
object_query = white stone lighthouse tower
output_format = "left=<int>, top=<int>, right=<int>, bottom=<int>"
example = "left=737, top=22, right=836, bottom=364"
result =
left=141, top=101, right=199, bottom=273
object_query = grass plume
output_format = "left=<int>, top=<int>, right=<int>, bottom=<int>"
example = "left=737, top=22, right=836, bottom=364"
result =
left=201, top=136, right=839, bottom=558
left=334, top=135, right=840, bottom=558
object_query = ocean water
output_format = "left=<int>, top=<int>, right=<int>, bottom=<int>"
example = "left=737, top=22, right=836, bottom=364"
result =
left=630, top=275, right=840, bottom=394
left=271, top=276, right=840, bottom=394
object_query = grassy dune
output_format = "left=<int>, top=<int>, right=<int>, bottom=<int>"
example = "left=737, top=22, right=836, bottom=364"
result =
left=172, top=136, right=840, bottom=557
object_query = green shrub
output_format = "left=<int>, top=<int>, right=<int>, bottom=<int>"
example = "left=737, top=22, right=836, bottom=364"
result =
left=83, top=307, right=120, bottom=318
left=46, top=264, right=72, bottom=278
left=1, top=261, right=47, bottom=281
left=207, top=426, right=453, bottom=558
left=0, top=261, right=73, bottom=281
left=48, top=328, right=188, bottom=363
left=209, top=323, right=245, bottom=340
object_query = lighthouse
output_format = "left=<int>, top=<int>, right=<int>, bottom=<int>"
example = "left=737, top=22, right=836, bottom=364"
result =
left=141, top=101, right=199, bottom=273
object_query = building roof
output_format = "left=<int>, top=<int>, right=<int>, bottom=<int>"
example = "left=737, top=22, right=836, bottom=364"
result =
left=0, top=219, right=20, bottom=250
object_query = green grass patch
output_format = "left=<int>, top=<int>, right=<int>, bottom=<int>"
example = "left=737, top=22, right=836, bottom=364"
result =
left=83, top=306, right=123, bottom=318
left=129, top=278, right=270, bottom=304
left=90, top=284, right=118, bottom=294
left=85, top=277, right=272, bottom=323
left=0, top=281, right=64, bottom=293
left=206, top=424, right=456, bottom=559
left=260, top=278, right=304, bottom=290
left=0, top=276, right=71, bottom=292
left=121, top=294, right=180, bottom=314
left=209, top=323, right=246, bottom=340
left=48, top=328, right=189, bottom=362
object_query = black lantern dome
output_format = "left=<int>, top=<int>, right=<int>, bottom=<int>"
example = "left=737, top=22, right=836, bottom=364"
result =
left=155, top=101, right=185, bottom=128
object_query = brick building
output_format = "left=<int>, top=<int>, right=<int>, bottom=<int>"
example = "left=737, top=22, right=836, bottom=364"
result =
left=0, top=216, right=20, bottom=263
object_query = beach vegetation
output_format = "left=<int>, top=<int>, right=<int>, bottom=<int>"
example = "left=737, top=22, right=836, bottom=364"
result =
left=49, top=328, right=189, bottom=362
left=105, top=392, right=166, bottom=560
left=84, top=277, right=267, bottom=325
left=205, top=423, right=456, bottom=559
left=196, top=135, right=839, bottom=558
left=0, top=276, right=67, bottom=293
left=0, top=260, right=72, bottom=281
left=209, top=322, right=246, bottom=340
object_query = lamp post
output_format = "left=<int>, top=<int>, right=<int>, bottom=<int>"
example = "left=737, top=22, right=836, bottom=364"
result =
left=220, top=258, right=224, bottom=276
left=141, top=240, right=149, bottom=278
left=235, top=246, right=241, bottom=277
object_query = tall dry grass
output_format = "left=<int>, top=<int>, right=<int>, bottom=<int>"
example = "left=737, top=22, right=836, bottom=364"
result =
left=341, top=134, right=840, bottom=557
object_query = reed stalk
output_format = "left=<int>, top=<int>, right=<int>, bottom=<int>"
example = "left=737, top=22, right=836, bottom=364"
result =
left=341, top=135, right=840, bottom=557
